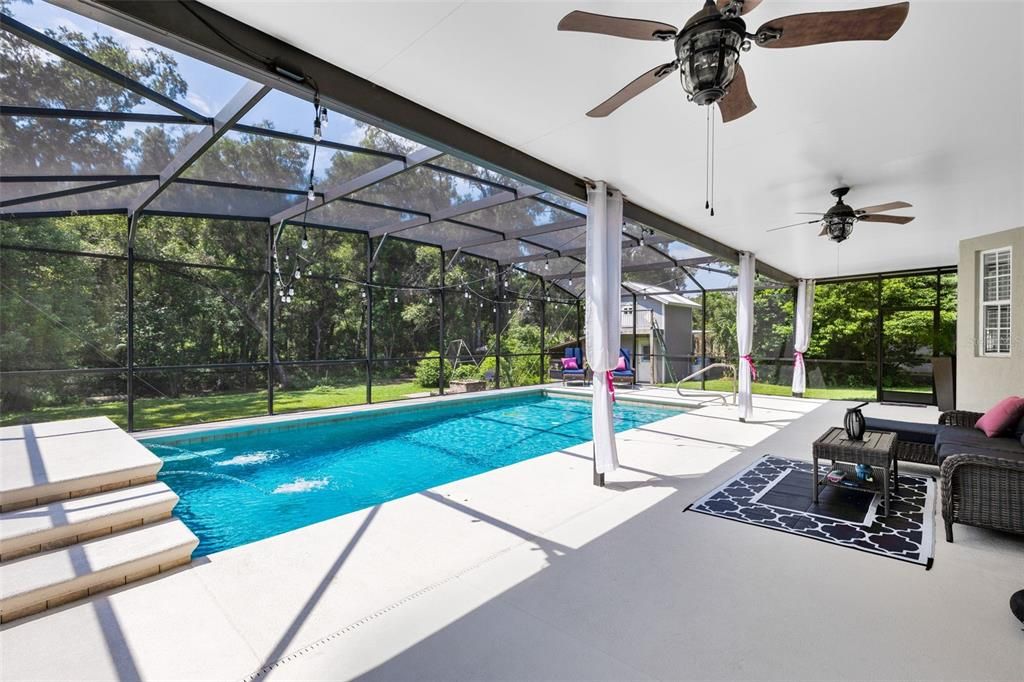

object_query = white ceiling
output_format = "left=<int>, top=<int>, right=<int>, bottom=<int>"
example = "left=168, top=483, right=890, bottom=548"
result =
left=202, top=0, right=1023, bottom=279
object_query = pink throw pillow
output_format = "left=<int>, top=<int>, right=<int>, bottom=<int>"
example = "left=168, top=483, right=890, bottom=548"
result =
left=561, top=357, right=578, bottom=370
left=615, top=356, right=626, bottom=371
left=975, top=396, right=1024, bottom=437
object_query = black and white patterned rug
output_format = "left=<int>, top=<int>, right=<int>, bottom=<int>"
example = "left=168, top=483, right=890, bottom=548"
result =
left=687, top=455, right=936, bottom=568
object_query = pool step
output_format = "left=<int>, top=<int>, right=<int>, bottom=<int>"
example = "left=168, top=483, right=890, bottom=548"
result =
left=0, top=481, right=179, bottom=562
left=0, top=518, right=199, bottom=624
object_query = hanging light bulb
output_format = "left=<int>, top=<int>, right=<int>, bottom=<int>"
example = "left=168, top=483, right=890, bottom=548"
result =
left=546, top=295, right=551, bottom=302
left=307, top=185, right=315, bottom=201
left=301, top=227, right=309, bottom=249
left=319, top=106, right=329, bottom=128
left=313, top=118, right=322, bottom=142
left=361, top=289, right=367, bottom=299
left=464, top=290, right=470, bottom=299
left=393, top=294, right=399, bottom=304
left=568, top=278, right=573, bottom=287
left=544, top=259, right=550, bottom=271
left=288, top=289, right=295, bottom=298
left=334, top=281, right=339, bottom=290
left=294, top=268, right=301, bottom=280
left=428, top=295, right=433, bottom=304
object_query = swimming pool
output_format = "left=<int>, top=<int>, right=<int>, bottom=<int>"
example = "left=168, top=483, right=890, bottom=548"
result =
left=143, top=393, right=680, bottom=556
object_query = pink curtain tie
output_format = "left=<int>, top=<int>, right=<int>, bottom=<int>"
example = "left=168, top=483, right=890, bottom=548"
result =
left=741, top=354, right=757, bottom=382
left=606, top=371, right=616, bottom=403
left=794, top=350, right=805, bottom=369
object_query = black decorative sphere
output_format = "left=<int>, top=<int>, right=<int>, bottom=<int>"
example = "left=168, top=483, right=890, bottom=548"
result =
left=1011, top=590, right=1024, bottom=626
left=844, top=402, right=868, bottom=441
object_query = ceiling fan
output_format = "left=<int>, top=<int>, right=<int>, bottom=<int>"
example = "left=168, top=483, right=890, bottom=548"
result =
left=558, top=0, right=910, bottom=121
left=768, top=187, right=915, bottom=243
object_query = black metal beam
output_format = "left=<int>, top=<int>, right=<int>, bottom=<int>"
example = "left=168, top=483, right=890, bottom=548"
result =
left=232, top=124, right=403, bottom=161
left=367, top=186, right=542, bottom=239
left=127, top=80, right=271, bottom=244
left=76, top=0, right=796, bottom=284
left=0, top=106, right=201, bottom=125
left=0, top=13, right=207, bottom=124
left=270, top=146, right=442, bottom=224
left=0, top=178, right=148, bottom=208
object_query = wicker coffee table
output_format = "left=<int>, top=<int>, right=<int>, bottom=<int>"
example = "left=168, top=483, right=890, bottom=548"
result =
left=812, top=427, right=898, bottom=517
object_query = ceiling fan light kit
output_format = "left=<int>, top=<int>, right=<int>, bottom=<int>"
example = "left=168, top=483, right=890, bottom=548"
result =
left=557, top=1, right=911, bottom=220
left=768, top=186, right=916, bottom=243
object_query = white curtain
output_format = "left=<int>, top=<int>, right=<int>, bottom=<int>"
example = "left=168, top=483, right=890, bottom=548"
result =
left=791, top=279, right=815, bottom=396
left=736, top=252, right=756, bottom=421
left=586, top=181, right=622, bottom=474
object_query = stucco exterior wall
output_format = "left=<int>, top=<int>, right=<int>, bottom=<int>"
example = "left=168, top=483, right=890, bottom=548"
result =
left=956, top=226, right=1024, bottom=410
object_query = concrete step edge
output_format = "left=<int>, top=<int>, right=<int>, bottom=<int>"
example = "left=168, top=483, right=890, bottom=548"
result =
left=0, top=481, right=179, bottom=561
left=0, top=518, right=199, bottom=623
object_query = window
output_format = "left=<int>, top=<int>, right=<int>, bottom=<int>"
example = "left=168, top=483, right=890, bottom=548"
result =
left=979, top=247, right=1012, bottom=356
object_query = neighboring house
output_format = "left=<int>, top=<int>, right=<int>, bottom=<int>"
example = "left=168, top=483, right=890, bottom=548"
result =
left=620, top=282, right=701, bottom=384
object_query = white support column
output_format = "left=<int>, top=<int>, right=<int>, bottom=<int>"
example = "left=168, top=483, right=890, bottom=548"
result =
left=792, top=279, right=815, bottom=397
left=736, top=252, right=756, bottom=421
left=586, top=181, right=623, bottom=481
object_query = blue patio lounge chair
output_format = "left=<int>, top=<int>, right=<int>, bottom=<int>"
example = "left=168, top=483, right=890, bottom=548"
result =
left=561, top=347, right=588, bottom=385
left=611, top=348, right=635, bottom=386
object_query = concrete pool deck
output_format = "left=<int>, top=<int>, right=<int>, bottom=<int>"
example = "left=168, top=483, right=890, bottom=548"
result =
left=1, top=389, right=1021, bottom=680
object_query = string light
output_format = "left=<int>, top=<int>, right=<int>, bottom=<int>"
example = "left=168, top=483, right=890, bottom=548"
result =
left=319, top=106, right=329, bottom=129
left=334, top=281, right=339, bottom=290
left=307, top=184, right=315, bottom=201
left=294, top=268, right=301, bottom=280
left=301, top=226, right=309, bottom=249
left=361, top=289, right=367, bottom=299
left=428, top=295, right=433, bottom=304
left=393, top=294, right=399, bottom=303
left=288, top=287, right=295, bottom=296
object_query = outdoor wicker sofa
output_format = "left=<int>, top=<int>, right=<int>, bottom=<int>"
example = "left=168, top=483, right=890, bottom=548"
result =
left=866, top=410, right=1024, bottom=542
left=935, top=410, right=1024, bottom=542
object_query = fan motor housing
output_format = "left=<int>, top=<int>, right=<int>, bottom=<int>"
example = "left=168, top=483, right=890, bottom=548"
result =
left=675, top=12, right=747, bottom=106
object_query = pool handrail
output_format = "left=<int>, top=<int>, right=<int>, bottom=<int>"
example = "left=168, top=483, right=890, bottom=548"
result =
left=675, top=363, right=738, bottom=405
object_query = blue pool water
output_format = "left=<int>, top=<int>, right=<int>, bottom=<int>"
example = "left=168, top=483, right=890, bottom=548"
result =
left=144, top=394, right=679, bottom=556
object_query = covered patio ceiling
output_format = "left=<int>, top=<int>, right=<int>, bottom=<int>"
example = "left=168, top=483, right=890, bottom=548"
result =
left=0, top=1, right=795, bottom=297
left=189, top=0, right=1024, bottom=279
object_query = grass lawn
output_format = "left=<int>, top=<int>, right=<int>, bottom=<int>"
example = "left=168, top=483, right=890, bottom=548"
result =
left=0, top=380, right=423, bottom=431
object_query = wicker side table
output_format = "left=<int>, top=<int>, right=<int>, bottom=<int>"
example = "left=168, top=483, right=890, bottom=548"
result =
left=812, top=427, right=898, bottom=516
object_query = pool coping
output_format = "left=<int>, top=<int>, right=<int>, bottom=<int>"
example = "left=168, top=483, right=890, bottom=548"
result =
left=133, top=384, right=705, bottom=445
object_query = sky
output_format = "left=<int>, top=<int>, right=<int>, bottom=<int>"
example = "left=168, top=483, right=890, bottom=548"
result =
left=5, top=0, right=736, bottom=292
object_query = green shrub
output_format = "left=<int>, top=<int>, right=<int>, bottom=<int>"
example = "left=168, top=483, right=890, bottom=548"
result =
left=415, top=352, right=452, bottom=388
left=451, top=363, right=479, bottom=380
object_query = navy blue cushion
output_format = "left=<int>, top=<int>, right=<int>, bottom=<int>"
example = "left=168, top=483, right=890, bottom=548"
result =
left=864, top=418, right=939, bottom=445
left=934, top=425, right=1024, bottom=463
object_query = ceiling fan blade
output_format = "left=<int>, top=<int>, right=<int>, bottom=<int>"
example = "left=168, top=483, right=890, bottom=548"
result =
left=855, top=200, right=912, bottom=214
left=717, top=64, right=756, bottom=123
left=859, top=214, right=915, bottom=224
left=718, top=0, right=763, bottom=17
left=755, top=2, right=909, bottom=49
left=558, top=10, right=677, bottom=41
left=586, top=62, right=679, bottom=118
left=766, top=219, right=818, bottom=233
left=818, top=225, right=829, bottom=237
left=795, top=212, right=827, bottom=216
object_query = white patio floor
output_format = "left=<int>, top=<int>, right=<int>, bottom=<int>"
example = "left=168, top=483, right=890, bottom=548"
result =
left=1, top=389, right=1021, bottom=681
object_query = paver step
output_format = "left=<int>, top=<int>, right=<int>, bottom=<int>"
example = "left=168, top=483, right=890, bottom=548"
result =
left=0, top=417, right=163, bottom=512
left=0, top=481, right=179, bottom=562
left=0, top=518, right=199, bottom=623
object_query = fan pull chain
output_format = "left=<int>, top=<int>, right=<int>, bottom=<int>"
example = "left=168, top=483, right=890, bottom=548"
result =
left=710, top=107, right=716, bottom=217
left=704, top=105, right=710, bottom=212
